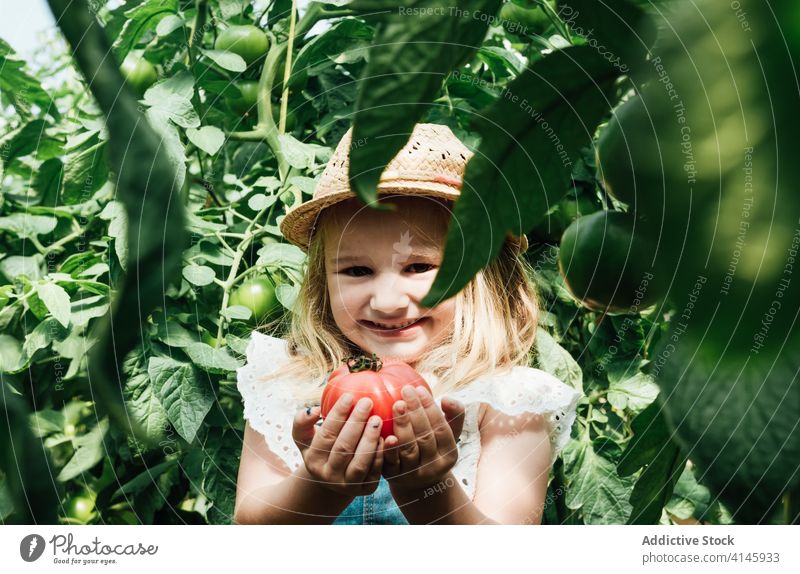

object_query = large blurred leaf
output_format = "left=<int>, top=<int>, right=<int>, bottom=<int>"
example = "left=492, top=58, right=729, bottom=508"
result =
left=654, top=323, right=800, bottom=523
left=348, top=0, right=502, bottom=203
left=557, top=0, right=657, bottom=82
left=423, top=46, right=618, bottom=307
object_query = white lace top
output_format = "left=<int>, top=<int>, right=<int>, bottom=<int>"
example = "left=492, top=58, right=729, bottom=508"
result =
left=237, top=331, right=583, bottom=500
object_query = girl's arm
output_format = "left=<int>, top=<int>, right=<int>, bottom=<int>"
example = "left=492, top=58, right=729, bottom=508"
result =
left=234, top=422, right=355, bottom=524
left=389, top=405, right=551, bottom=524
left=471, top=406, right=552, bottom=524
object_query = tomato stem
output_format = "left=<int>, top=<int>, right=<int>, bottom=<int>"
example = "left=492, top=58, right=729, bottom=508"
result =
left=345, top=353, right=383, bottom=373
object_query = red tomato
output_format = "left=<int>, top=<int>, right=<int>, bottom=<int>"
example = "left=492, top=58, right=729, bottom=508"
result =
left=320, top=354, right=432, bottom=439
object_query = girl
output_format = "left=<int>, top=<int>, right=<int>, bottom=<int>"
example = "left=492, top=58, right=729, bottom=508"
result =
left=234, top=123, right=582, bottom=525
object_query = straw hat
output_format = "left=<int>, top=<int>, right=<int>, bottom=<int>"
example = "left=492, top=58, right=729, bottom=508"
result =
left=279, top=123, right=529, bottom=253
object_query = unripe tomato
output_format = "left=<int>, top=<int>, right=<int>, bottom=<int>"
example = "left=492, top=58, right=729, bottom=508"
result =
left=229, top=277, right=279, bottom=322
left=226, top=80, right=260, bottom=116
left=64, top=493, right=95, bottom=523
left=120, top=53, right=158, bottom=95
left=321, top=354, right=433, bottom=439
left=215, top=25, right=269, bottom=66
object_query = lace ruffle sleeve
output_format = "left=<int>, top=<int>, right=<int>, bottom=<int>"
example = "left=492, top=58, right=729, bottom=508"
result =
left=445, top=366, right=582, bottom=465
left=236, top=330, right=311, bottom=473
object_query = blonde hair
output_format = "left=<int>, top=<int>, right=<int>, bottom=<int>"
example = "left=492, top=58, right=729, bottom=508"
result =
left=257, top=200, right=541, bottom=407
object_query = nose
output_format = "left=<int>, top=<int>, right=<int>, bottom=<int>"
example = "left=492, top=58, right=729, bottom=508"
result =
left=369, top=272, right=411, bottom=314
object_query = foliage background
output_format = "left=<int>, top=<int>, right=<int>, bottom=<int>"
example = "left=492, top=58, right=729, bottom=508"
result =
left=0, top=0, right=794, bottom=525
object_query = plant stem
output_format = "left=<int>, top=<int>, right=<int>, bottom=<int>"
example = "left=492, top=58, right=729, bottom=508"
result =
left=215, top=200, right=278, bottom=342
left=538, top=0, right=571, bottom=43
left=279, top=0, right=298, bottom=134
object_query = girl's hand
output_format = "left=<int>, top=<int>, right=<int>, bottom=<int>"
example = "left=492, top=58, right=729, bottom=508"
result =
left=382, top=385, right=466, bottom=491
left=292, top=393, right=385, bottom=497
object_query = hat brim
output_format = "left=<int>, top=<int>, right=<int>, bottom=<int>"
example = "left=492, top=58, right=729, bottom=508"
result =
left=278, top=181, right=528, bottom=254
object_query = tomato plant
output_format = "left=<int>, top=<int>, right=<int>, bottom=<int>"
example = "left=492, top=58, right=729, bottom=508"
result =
left=321, top=354, right=433, bottom=439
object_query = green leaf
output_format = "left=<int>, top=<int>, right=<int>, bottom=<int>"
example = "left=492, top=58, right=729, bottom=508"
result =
left=21, top=317, right=70, bottom=363
left=153, top=316, right=199, bottom=348
left=186, top=126, right=225, bottom=156
left=200, top=49, right=247, bottom=73
left=69, top=294, right=110, bottom=328
left=32, top=158, right=63, bottom=207
left=290, top=18, right=374, bottom=88
left=156, top=14, right=185, bottom=36
left=125, top=371, right=170, bottom=444
left=0, top=39, right=57, bottom=120
left=112, top=459, right=178, bottom=501
left=563, top=438, right=634, bottom=524
left=184, top=342, right=244, bottom=374
left=607, top=372, right=660, bottom=413
left=275, top=282, right=300, bottom=312
left=112, top=0, right=179, bottom=61
left=0, top=335, right=24, bottom=374
left=143, top=73, right=200, bottom=128
left=255, top=242, right=306, bottom=271
left=0, top=119, right=49, bottom=165
left=557, top=0, right=658, bottom=80
left=184, top=240, right=234, bottom=267
left=62, top=141, right=108, bottom=204
left=534, top=328, right=583, bottom=391
left=247, top=193, right=278, bottom=211
left=655, top=327, right=800, bottom=523
left=201, top=428, right=241, bottom=524
left=422, top=46, right=619, bottom=307
left=618, top=399, right=673, bottom=476
left=57, top=418, right=110, bottom=481
left=222, top=305, right=252, bottom=321
left=666, top=463, right=712, bottom=520
left=349, top=0, right=502, bottom=202
left=0, top=254, right=44, bottom=282
left=148, top=355, right=213, bottom=443
left=182, top=264, right=216, bottom=286
left=0, top=213, right=57, bottom=239
left=98, top=200, right=129, bottom=271
left=145, top=107, right=188, bottom=191
left=35, top=282, right=71, bottom=328
left=277, top=134, right=332, bottom=170
left=627, top=443, right=686, bottom=524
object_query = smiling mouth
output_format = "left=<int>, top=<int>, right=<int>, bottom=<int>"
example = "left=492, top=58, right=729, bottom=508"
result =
left=360, top=318, right=429, bottom=332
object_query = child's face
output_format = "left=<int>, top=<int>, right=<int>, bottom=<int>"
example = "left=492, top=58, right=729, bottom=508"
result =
left=322, top=196, right=456, bottom=365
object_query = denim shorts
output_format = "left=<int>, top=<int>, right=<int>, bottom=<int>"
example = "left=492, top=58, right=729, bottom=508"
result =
left=332, top=476, right=409, bottom=525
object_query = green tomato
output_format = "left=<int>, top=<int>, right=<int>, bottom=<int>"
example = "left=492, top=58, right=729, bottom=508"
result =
left=120, top=53, right=158, bottom=96
left=226, top=80, right=260, bottom=116
left=229, top=277, right=280, bottom=322
left=215, top=25, right=269, bottom=66
left=64, top=494, right=95, bottom=523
